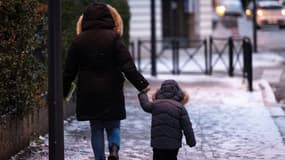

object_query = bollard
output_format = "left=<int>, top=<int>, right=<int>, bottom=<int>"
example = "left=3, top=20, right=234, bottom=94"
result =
left=172, top=39, right=176, bottom=74
left=176, top=40, right=180, bottom=75
left=228, top=37, right=234, bottom=77
left=243, top=37, right=253, bottom=92
left=204, top=39, right=208, bottom=74
left=242, top=40, right=247, bottom=78
left=209, top=36, right=213, bottom=75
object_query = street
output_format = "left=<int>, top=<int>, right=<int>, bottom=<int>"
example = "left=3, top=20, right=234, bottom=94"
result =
left=213, top=15, right=285, bottom=55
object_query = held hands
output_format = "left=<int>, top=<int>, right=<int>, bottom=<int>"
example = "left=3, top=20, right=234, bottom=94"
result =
left=141, top=85, right=151, bottom=93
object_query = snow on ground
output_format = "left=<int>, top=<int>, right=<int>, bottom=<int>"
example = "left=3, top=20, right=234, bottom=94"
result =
left=10, top=75, right=285, bottom=160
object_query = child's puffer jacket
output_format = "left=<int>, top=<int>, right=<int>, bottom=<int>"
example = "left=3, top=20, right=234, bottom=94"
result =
left=138, top=80, right=196, bottom=149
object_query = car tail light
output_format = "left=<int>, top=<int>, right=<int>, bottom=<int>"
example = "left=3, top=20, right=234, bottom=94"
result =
left=257, top=10, right=263, bottom=16
left=282, top=9, right=285, bottom=16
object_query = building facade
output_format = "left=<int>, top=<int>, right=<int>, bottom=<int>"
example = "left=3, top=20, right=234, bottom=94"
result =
left=128, top=0, right=213, bottom=40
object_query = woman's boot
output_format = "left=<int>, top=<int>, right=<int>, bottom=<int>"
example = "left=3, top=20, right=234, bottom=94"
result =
left=108, top=144, right=119, bottom=160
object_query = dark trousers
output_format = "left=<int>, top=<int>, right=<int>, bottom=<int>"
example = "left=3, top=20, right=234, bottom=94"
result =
left=153, top=148, right=179, bottom=160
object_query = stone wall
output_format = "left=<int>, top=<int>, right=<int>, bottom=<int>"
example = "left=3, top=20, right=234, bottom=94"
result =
left=0, top=100, right=75, bottom=160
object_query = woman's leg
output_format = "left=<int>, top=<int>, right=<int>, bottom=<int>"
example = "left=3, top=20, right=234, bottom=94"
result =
left=105, top=120, right=120, bottom=148
left=106, top=121, right=120, bottom=160
left=106, top=127, right=120, bottom=149
left=90, top=120, right=106, bottom=160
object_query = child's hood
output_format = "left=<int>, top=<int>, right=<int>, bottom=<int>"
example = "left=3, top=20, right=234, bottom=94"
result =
left=153, top=80, right=189, bottom=105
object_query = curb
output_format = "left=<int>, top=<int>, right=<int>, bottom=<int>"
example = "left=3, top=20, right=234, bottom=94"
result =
left=258, top=79, right=278, bottom=106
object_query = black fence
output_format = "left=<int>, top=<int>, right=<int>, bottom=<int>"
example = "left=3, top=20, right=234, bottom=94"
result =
left=129, top=36, right=253, bottom=91
left=135, top=38, right=208, bottom=75
left=209, top=36, right=244, bottom=77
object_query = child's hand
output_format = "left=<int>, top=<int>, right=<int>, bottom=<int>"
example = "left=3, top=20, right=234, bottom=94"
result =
left=141, top=85, right=151, bottom=93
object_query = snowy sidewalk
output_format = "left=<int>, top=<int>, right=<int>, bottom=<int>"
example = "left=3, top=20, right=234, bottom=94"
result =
left=10, top=75, right=285, bottom=160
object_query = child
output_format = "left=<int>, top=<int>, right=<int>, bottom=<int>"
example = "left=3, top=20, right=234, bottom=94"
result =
left=138, top=79, right=196, bottom=160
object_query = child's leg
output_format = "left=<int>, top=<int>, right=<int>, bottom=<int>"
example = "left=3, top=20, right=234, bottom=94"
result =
left=153, top=148, right=179, bottom=160
left=90, top=120, right=106, bottom=160
left=169, top=149, right=179, bottom=160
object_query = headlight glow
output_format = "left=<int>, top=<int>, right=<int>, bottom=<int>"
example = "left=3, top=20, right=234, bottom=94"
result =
left=257, top=10, right=263, bottom=16
left=216, top=5, right=226, bottom=16
left=246, top=9, right=252, bottom=16
left=282, top=9, right=285, bottom=16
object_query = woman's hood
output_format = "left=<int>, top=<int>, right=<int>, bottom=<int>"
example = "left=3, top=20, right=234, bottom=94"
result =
left=76, top=3, right=123, bottom=36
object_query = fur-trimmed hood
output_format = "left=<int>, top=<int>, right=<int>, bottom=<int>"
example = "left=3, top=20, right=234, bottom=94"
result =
left=152, top=80, right=189, bottom=105
left=76, top=3, right=123, bottom=36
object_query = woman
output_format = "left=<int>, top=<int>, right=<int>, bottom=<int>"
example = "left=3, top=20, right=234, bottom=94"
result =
left=63, top=3, right=149, bottom=160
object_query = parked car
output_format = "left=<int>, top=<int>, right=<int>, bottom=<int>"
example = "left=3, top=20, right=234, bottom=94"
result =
left=246, top=1, right=285, bottom=28
left=215, top=0, right=244, bottom=17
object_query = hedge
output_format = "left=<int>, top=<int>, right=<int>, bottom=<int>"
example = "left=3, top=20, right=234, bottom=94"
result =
left=0, top=0, right=47, bottom=117
left=0, top=53, right=47, bottom=117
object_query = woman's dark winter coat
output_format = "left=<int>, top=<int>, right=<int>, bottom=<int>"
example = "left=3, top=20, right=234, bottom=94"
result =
left=138, top=80, right=196, bottom=149
left=63, top=3, right=149, bottom=121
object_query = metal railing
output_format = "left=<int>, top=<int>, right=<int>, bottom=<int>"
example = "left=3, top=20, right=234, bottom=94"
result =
left=209, top=36, right=244, bottom=76
left=129, top=36, right=253, bottom=91
left=135, top=38, right=208, bottom=75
